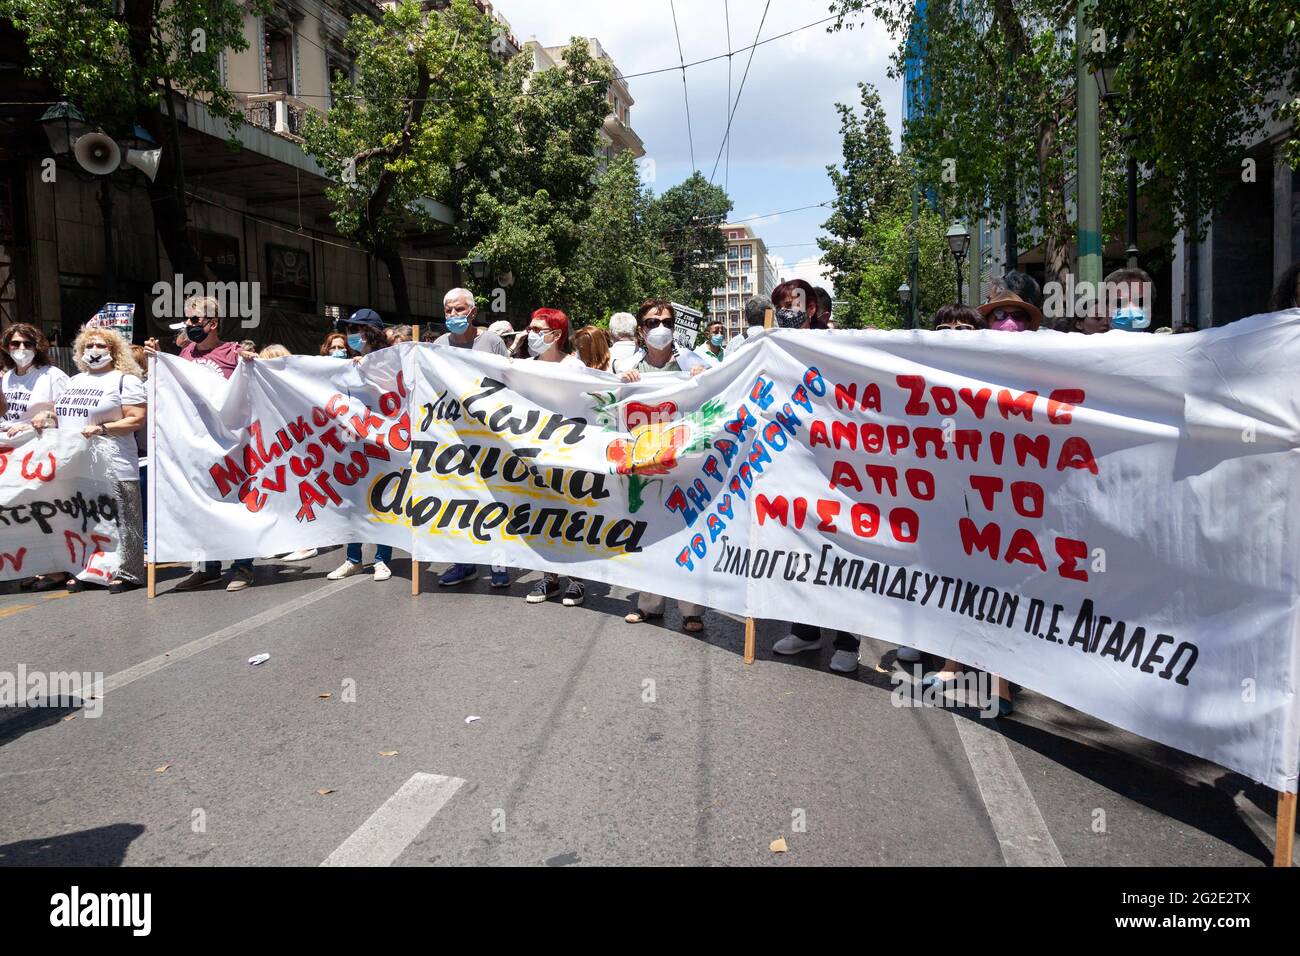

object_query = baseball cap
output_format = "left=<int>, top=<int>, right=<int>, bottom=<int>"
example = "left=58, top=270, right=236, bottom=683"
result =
left=344, top=308, right=384, bottom=329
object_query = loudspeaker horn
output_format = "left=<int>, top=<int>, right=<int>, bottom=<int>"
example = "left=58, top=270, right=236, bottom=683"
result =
left=123, top=147, right=162, bottom=182
left=72, top=132, right=121, bottom=176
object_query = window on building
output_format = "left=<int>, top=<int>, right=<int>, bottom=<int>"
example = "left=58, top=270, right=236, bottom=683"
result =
left=741, top=259, right=752, bottom=274
left=727, top=246, right=739, bottom=260
left=729, top=295, right=739, bottom=309
left=741, top=244, right=752, bottom=258
left=267, top=25, right=294, bottom=94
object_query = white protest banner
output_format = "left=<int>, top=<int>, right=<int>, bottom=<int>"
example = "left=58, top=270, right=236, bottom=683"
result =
left=149, top=315, right=1300, bottom=791
left=0, top=429, right=123, bottom=582
left=396, top=315, right=1300, bottom=792
left=94, top=303, right=135, bottom=341
left=149, top=349, right=412, bottom=564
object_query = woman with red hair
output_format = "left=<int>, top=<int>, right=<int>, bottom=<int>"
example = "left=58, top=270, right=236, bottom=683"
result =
left=522, top=307, right=583, bottom=365
left=520, top=307, right=586, bottom=606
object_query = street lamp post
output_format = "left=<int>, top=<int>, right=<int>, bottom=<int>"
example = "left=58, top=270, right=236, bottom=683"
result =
left=946, top=221, right=970, bottom=304
left=1094, top=62, right=1140, bottom=269
left=897, top=282, right=911, bottom=327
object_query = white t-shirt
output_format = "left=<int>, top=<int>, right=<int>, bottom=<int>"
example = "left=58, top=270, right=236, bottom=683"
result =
left=55, top=370, right=147, bottom=481
left=2, top=364, right=69, bottom=423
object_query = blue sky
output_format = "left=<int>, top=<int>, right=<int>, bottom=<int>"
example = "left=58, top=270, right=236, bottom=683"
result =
left=500, top=0, right=903, bottom=293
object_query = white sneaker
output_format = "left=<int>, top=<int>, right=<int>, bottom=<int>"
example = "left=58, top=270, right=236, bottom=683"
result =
left=372, top=561, right=392, bottom=582
left=896, top=645, right=922, bottom=663
left=327, top=561, right=358, bottom=580
left=772, top=633, right=824, bottom=655
left=830, top=649, right=860, bottom=673
left=282, top=548, right=318, bottom=562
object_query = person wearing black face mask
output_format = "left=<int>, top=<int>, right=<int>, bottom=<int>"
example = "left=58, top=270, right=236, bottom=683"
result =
left=162, top=296, right=259, bottom=593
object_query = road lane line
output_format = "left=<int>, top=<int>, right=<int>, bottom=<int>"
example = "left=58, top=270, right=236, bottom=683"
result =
left=321, top=772, right=466, bottom=867
left=952, top=714, right=1065, bottom=867
left=95, top=576, right=370, bottom=700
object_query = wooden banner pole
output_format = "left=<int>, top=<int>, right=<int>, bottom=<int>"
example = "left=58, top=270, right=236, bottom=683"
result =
left=1276, top=790, right=1297, bottom=866
left=410, top=323, right=422, bottom=597
left=742, top=308, right=776, bottom=665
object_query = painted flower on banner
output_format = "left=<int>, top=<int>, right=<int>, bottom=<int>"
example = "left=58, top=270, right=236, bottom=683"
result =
left=590, top=393, right=727, bottom=512
left=606, top=402, right=688, bottom=477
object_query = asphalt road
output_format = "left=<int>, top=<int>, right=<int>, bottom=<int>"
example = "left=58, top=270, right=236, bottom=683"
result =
left=0, top=548, right=1288, bottom=866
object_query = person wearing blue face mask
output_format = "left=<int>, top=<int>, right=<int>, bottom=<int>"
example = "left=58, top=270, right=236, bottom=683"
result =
left=1103, top=267, right=1154, bottom=332
left=433, top=288, right=512, bottom=589
left=321, top=308, right=395, bottom=583
left=695, top=320, right=727, bottom=366
left=432, top=288, right=509, bottom=356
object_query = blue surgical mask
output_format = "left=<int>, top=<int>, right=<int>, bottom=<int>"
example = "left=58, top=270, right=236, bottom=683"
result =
left=710, top=333, right=724, bottom=347
left=347, top=332, right=365, bottom=353
left=329, top=348, right=348, bottom=359
left=1110, top=305, right=1149, bottom=331
left=446, top=315, right=470, bottom=335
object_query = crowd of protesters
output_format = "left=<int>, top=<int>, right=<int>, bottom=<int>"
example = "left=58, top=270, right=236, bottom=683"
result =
left=4, top=262, right=1299, bottom=700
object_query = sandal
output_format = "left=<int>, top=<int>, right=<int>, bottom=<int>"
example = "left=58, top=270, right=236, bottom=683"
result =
left=624, top=610, right=664, bottom=624
left=65, top=578, right=85, bottom=593
left=682, top=616, right=704, bottom=633
left=32, top=575, right=69, bottom=592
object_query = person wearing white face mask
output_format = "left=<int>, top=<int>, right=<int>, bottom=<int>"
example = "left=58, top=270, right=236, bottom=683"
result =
left=2, top=323, right=72, bottom=591
left=618, top=299, right=708, bottom=383
left=52, top=324, right=147, bottom=593
left=2, top=323, right=69, bottom=439
left=618, top=299, right=709, bottom=634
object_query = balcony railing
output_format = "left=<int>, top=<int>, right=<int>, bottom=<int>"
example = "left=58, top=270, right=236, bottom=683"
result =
left=243, top=92, right=311, bottom=141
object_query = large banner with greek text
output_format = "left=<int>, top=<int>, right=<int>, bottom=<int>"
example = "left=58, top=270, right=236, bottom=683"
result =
left=0, top=429, right=124, bottom=582
left=150, top=315, right=1300, bottom=791
left=149, top=348, right=414, bottom=564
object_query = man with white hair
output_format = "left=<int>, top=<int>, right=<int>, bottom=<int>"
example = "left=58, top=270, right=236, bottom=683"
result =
left=607, top=311, right=641, bottom=373
left=433, top=288, right=508, bottom=356
left=434, top=287, right=511, bottom=589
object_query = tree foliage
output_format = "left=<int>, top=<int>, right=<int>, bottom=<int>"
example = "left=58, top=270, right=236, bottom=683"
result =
left=647, top=172, right=733, bottom=313
left=831, top=0, right=1298, bottom=282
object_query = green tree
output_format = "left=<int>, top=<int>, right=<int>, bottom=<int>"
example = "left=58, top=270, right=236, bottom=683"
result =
left=831, top=1, right=1126, bottom=288
left=566, top=152, right=673, bottom=325
left=647, top=172, right=733, bottom=312
left=819, top=81, right=905, bottom=326
left=1, top=0, right=269, bottom=279
left=1092, top=0, right=1300, bottom=240
left=302, top=0, right=500, bottom=322
left=833, top=0, right=1299, bottom=280
left=445, top=38, right=613, bottom=316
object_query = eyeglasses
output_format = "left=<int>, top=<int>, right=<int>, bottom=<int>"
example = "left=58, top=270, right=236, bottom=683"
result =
left=184, top=315, right=209, bottom=325
left=7, top=339, right=34, bottom=347
left=936, top=323, right=976, bottom=331
left=991, top=309, right=1028, bottom=324
left=641, top=317, right=674, bottom=329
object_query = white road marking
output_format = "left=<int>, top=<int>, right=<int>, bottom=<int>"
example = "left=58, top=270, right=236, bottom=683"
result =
left=320, top=772, right=466, bottom=867
left=953, top=714, right=1065, bottom=867
left=95, top=576, right=370, bottom=700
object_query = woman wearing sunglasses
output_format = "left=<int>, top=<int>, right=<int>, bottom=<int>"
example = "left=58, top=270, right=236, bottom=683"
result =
left=2, top=323, right=69, bottom=439
left=619, top=299, right=708, bottom=632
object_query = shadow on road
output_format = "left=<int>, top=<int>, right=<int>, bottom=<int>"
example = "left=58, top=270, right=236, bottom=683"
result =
left=0, top=823, right=145, bottom=867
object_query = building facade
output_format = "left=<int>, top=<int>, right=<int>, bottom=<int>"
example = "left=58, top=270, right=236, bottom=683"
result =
left=709, top=224, right=777, bottom=340
left=524, top=37, right=645, bottom=166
